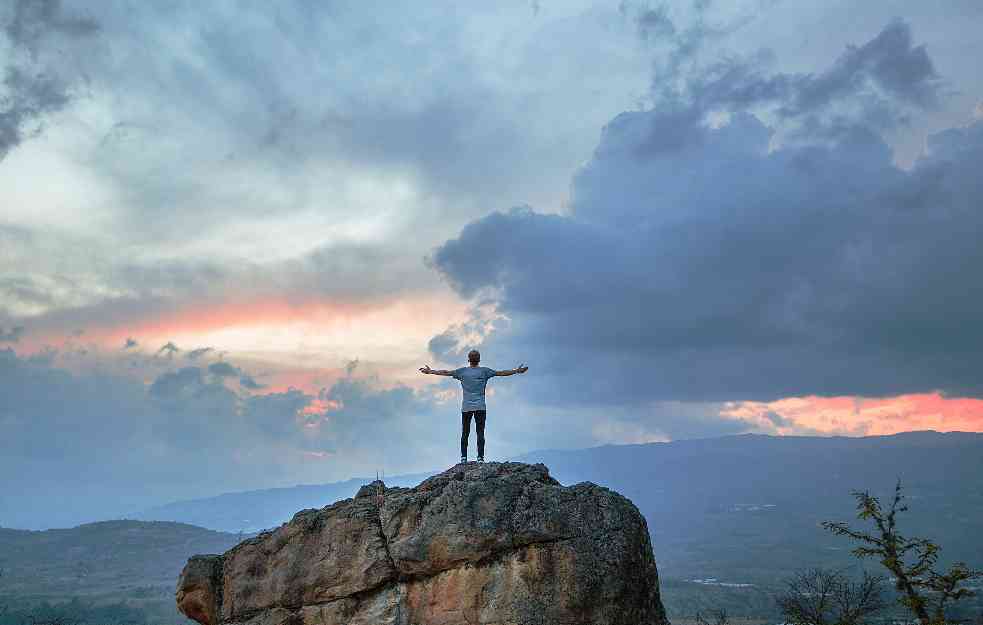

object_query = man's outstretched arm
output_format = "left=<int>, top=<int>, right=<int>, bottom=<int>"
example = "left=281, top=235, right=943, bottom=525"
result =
left=420, top=364, right=455, bottom=376
left=495, top=363, right=529, bottom=376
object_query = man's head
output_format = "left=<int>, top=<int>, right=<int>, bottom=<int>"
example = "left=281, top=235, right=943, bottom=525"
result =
left=468, top=349, right=480, bottom=366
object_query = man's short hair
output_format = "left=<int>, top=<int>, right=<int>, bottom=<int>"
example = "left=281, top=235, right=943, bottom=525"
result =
left=468, top=349, right=480, bottom=363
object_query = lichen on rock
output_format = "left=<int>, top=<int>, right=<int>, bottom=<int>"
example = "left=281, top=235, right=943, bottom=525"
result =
left=176, top=461, right=669, bottom=625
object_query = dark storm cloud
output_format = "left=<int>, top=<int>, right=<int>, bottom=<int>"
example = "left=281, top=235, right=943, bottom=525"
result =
left=628, top=9, right=940, bottom=136
left=0, top=0, right=98, bottom=159
left=0, top=67, right=70, bottom=159
left=4, top=0, right=98, bottom=53
left=676, top=19, right=942, bottom=136
left=798, top=18, right=940, bottom=110
left=430, top=21, right=983, bottom=407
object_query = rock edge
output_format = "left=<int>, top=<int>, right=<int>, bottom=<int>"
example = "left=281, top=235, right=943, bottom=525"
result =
left=176, top=461, right=668, bottom=625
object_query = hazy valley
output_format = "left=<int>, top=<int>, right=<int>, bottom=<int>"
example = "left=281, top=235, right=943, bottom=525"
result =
left=3, top=431, right=981, bottom=623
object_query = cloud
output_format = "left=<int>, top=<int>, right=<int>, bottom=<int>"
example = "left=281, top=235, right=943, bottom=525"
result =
left=239, top=373, right=265, bottom=390
left=3, top=0, right=98, bottom=53
left=426, top=304, right=506, bottom=364
left=0, top=0, right=659, bottom=345
left=722, top=393, right=983, bottom=437
left=202, top=359, right=266, bottom=389
left=344, top=359, right=359, bottom=376
left=149, top=366, right=207, bottom=403
left=156, top=341, right=179, bottom=357
left=3, top=2, right=983, bottom=528
left=429, top=21, right=983, bottom=414
left=0, top=0, right=99, bottom=160
left=0, top=223, right=446, bottom=340
left=3, top=1, right=646, bottom=250
left=623, top=2, right=676, bottom=41
left=185, top=346, right=213, bottom=360
left=207, top=361, right=239, bottom=378
left=697, top=18, right=941, bottom=117
left=310, top=375, right=447, bottom=460
left=0, top=346, right=447, bottom=528
left=627, top=10, right=942, bottom=139
left=0, top=325, right=25, bottom=342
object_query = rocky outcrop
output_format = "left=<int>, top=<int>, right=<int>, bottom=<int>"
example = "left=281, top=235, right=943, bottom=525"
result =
left=176, top=462, right=668, bottom=625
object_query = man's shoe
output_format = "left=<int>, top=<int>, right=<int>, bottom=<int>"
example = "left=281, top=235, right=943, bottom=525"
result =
left=460, top=456, right=467, bottom=464
left=477, top=456, right=484, bottom=463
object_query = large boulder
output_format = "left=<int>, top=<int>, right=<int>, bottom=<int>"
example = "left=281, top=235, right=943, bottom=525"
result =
left=176, top=462, right=668, bottom=625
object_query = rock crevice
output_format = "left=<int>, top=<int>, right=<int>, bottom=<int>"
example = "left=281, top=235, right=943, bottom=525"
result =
left=177, top=462, right=668, bottom=625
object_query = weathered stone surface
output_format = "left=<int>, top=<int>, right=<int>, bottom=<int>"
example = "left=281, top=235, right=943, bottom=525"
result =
left=220, top=492, right=396, bottom=619
left=176, top=554, right=223, bottom=625
left=177, top=462, right=668, bottom=625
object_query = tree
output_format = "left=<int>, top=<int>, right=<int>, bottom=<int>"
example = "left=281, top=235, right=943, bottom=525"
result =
left=823, top=480, right=983, bottom=625
left=695, top=608, right=731, bottom=625
left=777, top=568, right=885, bottom=625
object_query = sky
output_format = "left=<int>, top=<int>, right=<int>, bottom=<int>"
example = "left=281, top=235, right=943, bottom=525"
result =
left=2, top=0, right=983, bottom=529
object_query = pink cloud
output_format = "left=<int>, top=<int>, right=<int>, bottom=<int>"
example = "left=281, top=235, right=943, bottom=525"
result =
left=721, top=393, right=983, bottom=436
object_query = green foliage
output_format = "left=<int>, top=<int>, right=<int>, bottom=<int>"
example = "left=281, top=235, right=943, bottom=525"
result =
left=823, top=480, right=983, bottom=625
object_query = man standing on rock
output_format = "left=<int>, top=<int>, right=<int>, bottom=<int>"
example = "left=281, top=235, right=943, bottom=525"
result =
left=420, top=349, right=528, bottom=464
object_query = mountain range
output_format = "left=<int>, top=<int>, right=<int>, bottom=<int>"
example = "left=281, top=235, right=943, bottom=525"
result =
left=134, top=430, right=983, bottom=582
left=4, top=431, right=981, bottom=622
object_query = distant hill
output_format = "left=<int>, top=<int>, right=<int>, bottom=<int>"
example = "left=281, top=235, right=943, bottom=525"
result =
left=0, top=520, right=240, bottom=624
left=516, top=430, right=983, bottom=583
left=136, top=431, right=983, bottom=585
left=132, top=473, right=430, bottom=533
left=5, top=432, right=982, bottom=623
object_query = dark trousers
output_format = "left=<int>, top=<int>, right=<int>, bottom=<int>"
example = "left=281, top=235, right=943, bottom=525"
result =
left=461, top=410, right=486, bottom=458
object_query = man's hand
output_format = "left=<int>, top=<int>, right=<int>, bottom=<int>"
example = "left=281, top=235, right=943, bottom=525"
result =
left=421, top=365, right=454, bottom=376
left=516, top=363, right=528, bottom=374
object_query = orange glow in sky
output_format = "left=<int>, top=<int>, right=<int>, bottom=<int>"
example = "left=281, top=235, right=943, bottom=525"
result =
left=15, top=291, right=471, bottom=374
left=10, top=294, right=983, bottom=439
left=721, top=393, right=983, bottom=436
